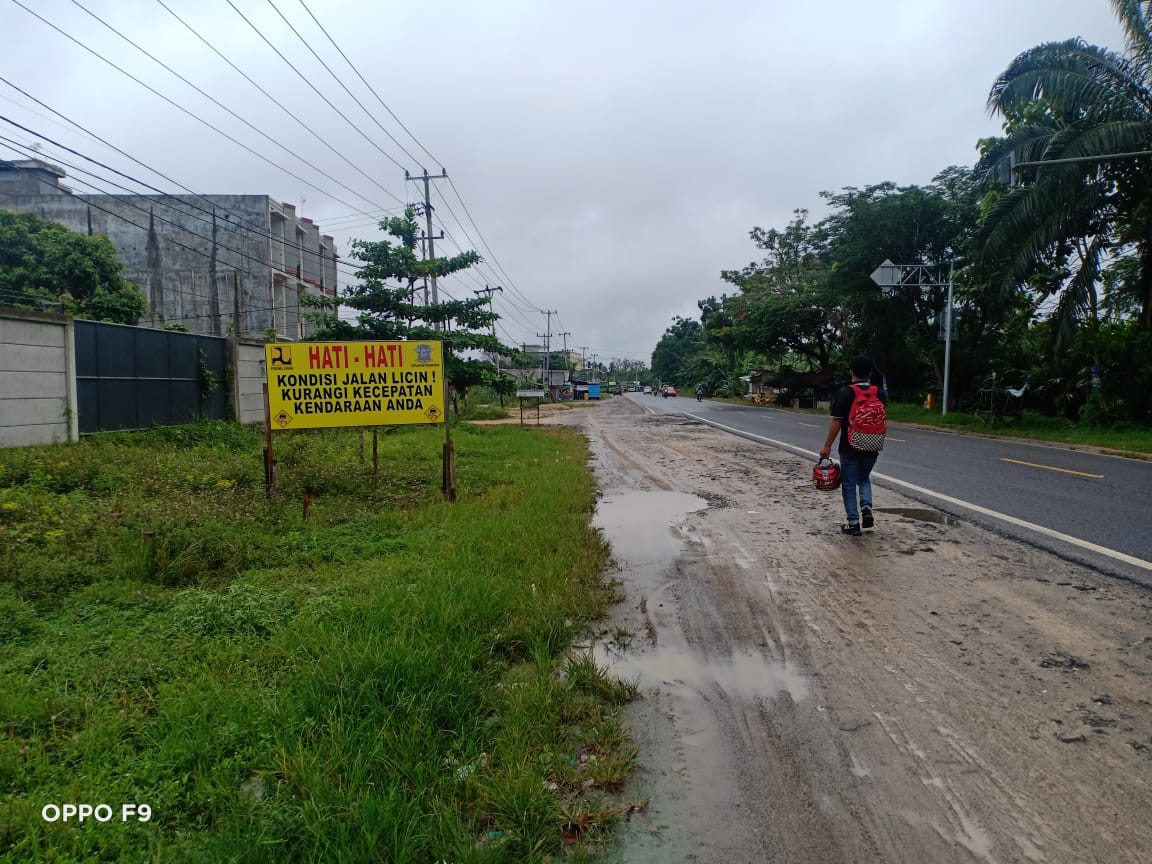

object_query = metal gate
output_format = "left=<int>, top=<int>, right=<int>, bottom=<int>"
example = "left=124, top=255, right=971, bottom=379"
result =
left=74, top=320, right=228, bottom=434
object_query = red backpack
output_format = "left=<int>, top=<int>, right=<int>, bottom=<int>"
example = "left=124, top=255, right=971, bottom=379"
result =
left=847, top=383, right=886, bottom=451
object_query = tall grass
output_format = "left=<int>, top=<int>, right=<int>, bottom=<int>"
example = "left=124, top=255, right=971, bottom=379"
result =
left=0, top=421, right=633, bottom=862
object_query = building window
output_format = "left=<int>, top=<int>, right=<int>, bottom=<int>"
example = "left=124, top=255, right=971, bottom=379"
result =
left=273, top=278, right=288, bottom=336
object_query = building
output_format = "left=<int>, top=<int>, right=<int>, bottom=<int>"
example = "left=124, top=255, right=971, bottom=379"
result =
left=0, top=159, right=338, bottom=339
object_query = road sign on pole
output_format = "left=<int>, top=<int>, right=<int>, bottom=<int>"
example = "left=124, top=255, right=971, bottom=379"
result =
left=869, top=260, right=956, bottom=415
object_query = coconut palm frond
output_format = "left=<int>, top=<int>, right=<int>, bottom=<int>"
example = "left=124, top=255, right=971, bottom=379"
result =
left=1048, top=119, right=1152, bottom=163
left=1109, top=0, right=1152, bottom=78
left=979, top=179, right=1101, bottom=270
left=990, top=40, right=1152, bottom=119
left=975, top=124, right=1060, bottom=182
left=1050, top=237, right=1104, bottom=354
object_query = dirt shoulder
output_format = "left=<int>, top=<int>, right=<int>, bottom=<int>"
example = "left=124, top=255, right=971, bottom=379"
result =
left=563, top=398, right=1152, bottom=864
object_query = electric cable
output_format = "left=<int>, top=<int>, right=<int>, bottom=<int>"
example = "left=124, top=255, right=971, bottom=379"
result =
left=0, top=115, right=364, bottom=281
left=8, top=0, right=392, bottom=217
left=295, top=0, right=441, bottom=169
left=150, top=0, right=405, bottom=207
left=224, top=0, right=410, bottom=174
left=262, top=0, right=426, bottom=170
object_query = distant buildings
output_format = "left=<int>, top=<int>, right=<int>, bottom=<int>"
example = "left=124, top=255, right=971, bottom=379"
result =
left=0, top=159, right=338, bottom=339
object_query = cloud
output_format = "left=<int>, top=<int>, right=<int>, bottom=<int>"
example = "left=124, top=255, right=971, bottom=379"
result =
left=0, top=0, right=1126, bottom=362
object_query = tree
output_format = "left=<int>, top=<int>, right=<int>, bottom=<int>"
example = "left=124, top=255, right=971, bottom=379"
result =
left=978, top=1, right=1152, bottom=332
left=720, top=210, right=840, bottom=369
left=307, top=209, right=506, bottom=400
left=651, top=317, right=703, bottom=384
left=0, top=209, right=146, bottom=324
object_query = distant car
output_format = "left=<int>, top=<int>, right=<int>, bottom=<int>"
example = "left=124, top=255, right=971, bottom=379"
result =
left=643, top=386, right=653, bottom=394
left=663, top=385, right=677, bottom=397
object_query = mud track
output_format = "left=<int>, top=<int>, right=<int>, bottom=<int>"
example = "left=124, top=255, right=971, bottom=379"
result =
left=563, top=398, right=1152, bottom=864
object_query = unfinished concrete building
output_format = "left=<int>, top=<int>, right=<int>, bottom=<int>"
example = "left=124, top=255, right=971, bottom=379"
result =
left=0, top=159, right=339, bottom=339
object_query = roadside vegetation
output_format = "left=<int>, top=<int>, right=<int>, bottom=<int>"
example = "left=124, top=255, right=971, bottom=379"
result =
left=722, top=398, right=1152, bottom=455
left=652, top=1, right=1152, bottom=441
left=884, top=403, right=1152, bottom=454
left=0, top=421, right=637, bottom=863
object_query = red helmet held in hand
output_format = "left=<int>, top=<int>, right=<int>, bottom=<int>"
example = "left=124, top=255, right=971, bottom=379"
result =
left=812, top=458, right=841, bottom=491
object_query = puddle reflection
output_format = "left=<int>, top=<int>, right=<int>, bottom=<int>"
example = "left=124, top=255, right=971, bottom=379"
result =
left=593, top=489, right=707, bottom=565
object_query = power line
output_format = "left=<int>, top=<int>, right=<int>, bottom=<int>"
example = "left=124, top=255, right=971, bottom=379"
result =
left=285, top=0, right=537, bottom=319
left=295, top=0, right=441, bottom=169
left=428, top=186, right=539, bottom=314
left=224, top=0, right=410, bottom=175
left=263, top=0, right=426, bottom=170
left=445, top=175, right=530, bottom=304
left=150, top=0, right=404, bottom=208
left=1, top=139, right=264, bottom=281
left=8, top=0, right=390, bottom=218
left=0, top=115, right=364, bottom=281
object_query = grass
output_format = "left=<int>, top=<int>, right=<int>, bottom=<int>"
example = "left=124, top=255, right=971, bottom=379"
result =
left=725, top=397, right=1152, bottom=455
left=883, top=403, right=1152, bottom=454
left=456, top=405, right=512, bottom=422
left=0, top=420, right=637, bottom=863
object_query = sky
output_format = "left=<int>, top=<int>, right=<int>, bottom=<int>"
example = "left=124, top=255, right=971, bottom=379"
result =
left=0, top=0, right=1129, bottom=366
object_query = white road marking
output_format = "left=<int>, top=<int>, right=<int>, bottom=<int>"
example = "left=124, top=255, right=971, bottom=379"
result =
left=798, top=422, right=820, bottom=428
left=683, top=413, right=1152, bottom=574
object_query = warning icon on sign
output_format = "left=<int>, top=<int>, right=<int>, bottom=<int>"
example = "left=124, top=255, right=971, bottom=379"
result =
left=425, top=405, right=441, bottom=422
left=274, top=410, right=292, bottom=427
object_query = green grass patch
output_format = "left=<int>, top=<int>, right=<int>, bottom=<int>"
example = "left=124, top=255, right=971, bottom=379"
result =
left=884, top=403, right=1152, bottom=454
left=0, top=421, right=636, bottom=862
left=456, top=405, right=512, bottom=422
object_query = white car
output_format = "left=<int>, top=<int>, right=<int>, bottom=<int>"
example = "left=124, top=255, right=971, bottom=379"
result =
left=642, top=386, right=653, bottom=394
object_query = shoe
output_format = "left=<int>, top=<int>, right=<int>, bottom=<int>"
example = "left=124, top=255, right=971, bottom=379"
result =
left=861, top=508, right=874, bottom=529
left=840, top=523, right=862, bottom=536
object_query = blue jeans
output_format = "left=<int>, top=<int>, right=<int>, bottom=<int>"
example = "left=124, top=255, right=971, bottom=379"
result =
left=840, top=449, right=878, bottom=525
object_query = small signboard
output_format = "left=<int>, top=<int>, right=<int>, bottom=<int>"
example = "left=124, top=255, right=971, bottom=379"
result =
left=516, top=389, right=546, bottom=398
left=265, top=341, right=445, bottom=429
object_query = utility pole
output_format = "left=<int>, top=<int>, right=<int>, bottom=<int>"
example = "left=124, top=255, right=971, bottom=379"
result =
left=406, top=169, right=448, bottom=330
left=577, top=346, right=588, bottom=377
left=557, top=331, right=571, bottom=377
left=406, top=167, right=455, bottom=501
left=474, top=285, right=503, bottom=375
left=540, top=309, right=556, bottom=390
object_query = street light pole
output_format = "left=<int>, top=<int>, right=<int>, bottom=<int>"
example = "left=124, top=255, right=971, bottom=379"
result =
left=870, top=258, right=957, bottom=416
left=942, top=261, right=954, bottom=417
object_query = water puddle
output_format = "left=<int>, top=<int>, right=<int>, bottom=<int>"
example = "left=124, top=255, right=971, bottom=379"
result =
left=874, top=507, right=957, bottom=526
left=593, top=489, right=707, bottom=565
left=595, top=642, right=809, bottom=702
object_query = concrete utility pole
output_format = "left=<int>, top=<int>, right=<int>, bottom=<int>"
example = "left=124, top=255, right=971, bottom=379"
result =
left=577, top=346, right=588, bottom=376
left=540, top=309, right=556, bottom=388
left=407, top=169, right=449, bottom=330
left=474, top=285, right=503, bottom=374
left=537, top=332, right=550, bottom=388
left=406, top=167, right=454, bottom=501
left=557, top=331, right=571, bottom=377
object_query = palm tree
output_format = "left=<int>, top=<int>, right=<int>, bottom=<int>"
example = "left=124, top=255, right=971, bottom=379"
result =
left=976, top=0, right=1152, bottom=336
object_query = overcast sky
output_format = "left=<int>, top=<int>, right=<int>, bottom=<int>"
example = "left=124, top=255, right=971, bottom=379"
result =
left=0, top=0, right=1127, bottom=365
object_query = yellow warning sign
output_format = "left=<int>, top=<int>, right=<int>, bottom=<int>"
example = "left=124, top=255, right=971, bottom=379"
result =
left=265, top=341, right=445, bottom=429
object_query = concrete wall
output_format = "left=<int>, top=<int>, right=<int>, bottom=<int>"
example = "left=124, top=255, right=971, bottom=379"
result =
left=233, top=338, right=268, bottom=426
left=1, top=168, right=340, bottom=342
left=0, top=192, right=274, bottom=337
left=0, top=308, right=78, bottom=447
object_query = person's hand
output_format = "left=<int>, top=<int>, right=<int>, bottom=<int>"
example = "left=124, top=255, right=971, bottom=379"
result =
left=818, top=445, right=831, bottom=461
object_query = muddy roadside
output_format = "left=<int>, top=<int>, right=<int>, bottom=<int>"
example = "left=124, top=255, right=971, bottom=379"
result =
left=558, top=397, right=1152, bottom=864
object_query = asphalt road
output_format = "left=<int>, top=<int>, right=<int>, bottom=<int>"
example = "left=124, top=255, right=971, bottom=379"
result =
left=627, top=392, right=1152, bottom=584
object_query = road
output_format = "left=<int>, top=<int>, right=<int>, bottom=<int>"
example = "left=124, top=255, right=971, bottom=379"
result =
left=560, top=398, right=1152, bottom=864
left=629, top=393, right=1152, bottom=583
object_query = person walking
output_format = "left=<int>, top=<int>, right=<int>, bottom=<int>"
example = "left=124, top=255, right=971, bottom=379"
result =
left=818, top=355, right=887, bottom=536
